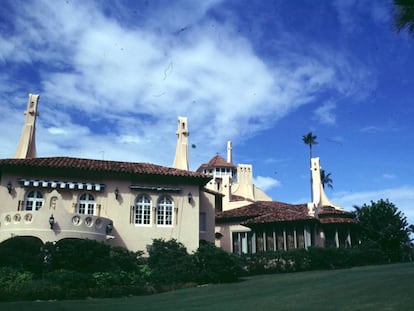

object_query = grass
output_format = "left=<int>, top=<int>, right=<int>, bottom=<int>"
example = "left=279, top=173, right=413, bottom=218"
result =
left=1, top=262, right=413, bottom=311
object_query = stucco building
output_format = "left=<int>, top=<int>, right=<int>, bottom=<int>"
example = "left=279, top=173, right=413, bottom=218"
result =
left=0, top=95, right=216, bottom=253
left=198, top=142, right=357, bottom=254
left=1, top=93, right=356, bottom=255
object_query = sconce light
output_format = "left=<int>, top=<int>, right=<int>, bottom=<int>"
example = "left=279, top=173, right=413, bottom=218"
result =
left=114, top=188, right=119, bottom=200
left=7, top=181, right=13, bottom=194
left=49, top=214, right=55, bottom=230
left=106, top=222, right=113, bottom=235
left=188, top=192, right=193, bottom=204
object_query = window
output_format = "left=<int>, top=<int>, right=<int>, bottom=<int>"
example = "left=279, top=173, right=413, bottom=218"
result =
left=232, top=231, right=254, bottom=254
left=134, top=194, right=152, bottom=225
left=25, top=190, right=44, bottom=211
left=78, top=193, right=96, bottom=215
left=157, top=196, right=173, bottom=226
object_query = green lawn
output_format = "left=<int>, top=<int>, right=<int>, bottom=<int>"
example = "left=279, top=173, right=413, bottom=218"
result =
left=2, top=263, right=413, bottom=311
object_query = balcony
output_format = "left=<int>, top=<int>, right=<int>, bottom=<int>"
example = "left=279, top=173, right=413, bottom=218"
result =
left=0, top=206, right=114, bottom=244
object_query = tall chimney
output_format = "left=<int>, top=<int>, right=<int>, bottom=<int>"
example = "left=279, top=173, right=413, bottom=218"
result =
left=227, top=141, right=232, bottom=164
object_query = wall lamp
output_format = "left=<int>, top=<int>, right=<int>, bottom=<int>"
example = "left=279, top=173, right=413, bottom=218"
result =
left=114, top=188, right=120, bottom=200
left=49, top=214, right=55, bottom=230
left=188, top=192, right=193, bottom=204
left=7, top=181, right=13, bottom=194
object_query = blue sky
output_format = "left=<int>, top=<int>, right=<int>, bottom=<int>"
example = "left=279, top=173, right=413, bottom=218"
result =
left=1, top=0, right=413, bottom=225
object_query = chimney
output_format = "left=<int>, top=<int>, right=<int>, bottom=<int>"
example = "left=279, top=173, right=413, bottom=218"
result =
left=227, top=141, right=232, bottom=164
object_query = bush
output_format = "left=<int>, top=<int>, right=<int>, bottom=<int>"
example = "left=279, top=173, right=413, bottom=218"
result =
left=0, top=267, right=35, bottom=300
left=240, top=246, right=390, bottom=276
left=193, top=240, right=241, bottom=283
left=148, top=239, right=196, bottom=285
left=43, top=269, right=94, bottom=289
left=109, top=246, right=144, bottom=272
left=241, top=249, right=314, bottom=275
left=50, top=239, right=111, bottom=273
left=0, top=237, right=43, bottom=274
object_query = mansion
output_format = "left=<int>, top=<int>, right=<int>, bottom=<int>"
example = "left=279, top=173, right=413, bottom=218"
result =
left=198, top=143, right=356, bottom=254
left=0, top=94, right=356, bottom=254
left=0, top=95, right=216, bottom=253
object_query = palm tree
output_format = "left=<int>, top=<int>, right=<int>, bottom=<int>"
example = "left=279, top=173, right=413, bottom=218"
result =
left=393, top=0, right=414, bottom=36
left=320, top=169, right=333, bottom=189
left=302, top=132, right=318, bottom=202
left=302, top=132, right=318, bottom=160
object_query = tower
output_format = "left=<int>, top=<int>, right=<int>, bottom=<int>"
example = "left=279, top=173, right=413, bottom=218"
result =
left=172, top=117, right=189, bottom=170
left=13, top=94, right=39, bottom=159
left=227, top=141, right=233, bottom=164
left=310, top=157, right=342, bottom=212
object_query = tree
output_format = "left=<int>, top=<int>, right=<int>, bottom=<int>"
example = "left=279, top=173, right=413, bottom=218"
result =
left=320, top=169, right=333, bottom=189
left=302, top=132, right=318, bottom=201
left=393, top=0, right=414, bottom=36
left=147, top=239, right=195, bottom=285
left=193, top=240, right=241, bottom=283
left=353, top=199, right=411, bottom=262
left=302, top=132, right=318, bottom=160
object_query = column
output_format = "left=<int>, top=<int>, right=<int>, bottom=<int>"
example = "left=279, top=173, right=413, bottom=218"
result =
left=252, top=232, right=256, bottom=253
left=346, top=228, right=352, bottom=247
left=335, top=228, right=339, bottom=248
left=304, top=226, right=309, bottom=249
left=293, top=228, right=297, bottom=249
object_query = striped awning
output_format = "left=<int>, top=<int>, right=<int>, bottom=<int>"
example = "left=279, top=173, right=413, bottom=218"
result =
left=18, top=179, right=105, bottom=192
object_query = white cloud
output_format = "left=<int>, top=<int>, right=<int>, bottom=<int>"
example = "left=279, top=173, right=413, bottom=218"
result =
left=332, top=0, right=390, bottom=32
left=48, top=127, right=67, bottom=135
left=254, top=176, right=282, bottom=192
left=313, top=102, right=336, bottom=125
left=382, top=173, right=396, bottom=180
left=0, top=1, right=373, bottom=169
left=332, top=186, right=414, bottom=225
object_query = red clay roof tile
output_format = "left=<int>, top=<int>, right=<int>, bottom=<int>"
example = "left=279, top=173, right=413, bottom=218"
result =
left=216, top=201, right=356, bottom=225
left=0, top=157, right=210, bottom=182
left=197, top=154, right=236, bottom=171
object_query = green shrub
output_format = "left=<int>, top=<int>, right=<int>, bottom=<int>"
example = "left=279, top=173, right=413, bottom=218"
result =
left=0, top=267, right=35, bottom=299
left=193, top=240, right=241, bottom=283
left=51, top=239, right=111, bottom=273
left=0, top=237, right=43, bottom=274
left=109, top=246, right=144, bottom=272
left=92, top=271, right=144, bottom=287
left=43, top=269, right=94, bottom=289
left=241, top=246, right=390, bottom=276
left=241, top=249, right=311, bottom=275
left=148, top=239, right=196, bottom=285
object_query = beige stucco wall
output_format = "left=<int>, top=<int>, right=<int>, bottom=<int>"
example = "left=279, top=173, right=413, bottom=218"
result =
left=199, top=191, right=216, bottom=243
left=0, top=172, right=209, bottom=253
left=215, top=222, right=251, bottom=253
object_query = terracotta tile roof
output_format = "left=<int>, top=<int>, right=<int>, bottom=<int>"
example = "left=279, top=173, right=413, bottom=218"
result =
left=197, top=154, right=236, bottom=171
left=317, top=206, right=356, bottom=224
left=0, top=157, right=210, bottom=183
left=216, top=201, right=314, bottom=224
left=216, top=202, right=356, bottom=226
left=230, top=194, right=254, bottom=202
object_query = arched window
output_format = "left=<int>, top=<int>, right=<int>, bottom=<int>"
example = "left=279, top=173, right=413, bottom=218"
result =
left=134, top=194, right=152, bottom=225
left=157, top=196, right=173, bottom=226
left=25, top=190, right=44, bottom=211
left=78, top=193, right=96, bottom=215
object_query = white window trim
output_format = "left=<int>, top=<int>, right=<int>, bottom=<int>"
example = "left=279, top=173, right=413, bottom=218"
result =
left=134, top=194, right=152, bottom=226
left=77, top=193, right=96, bottom=215
left=156, top=196, right=174, bottom=227
left=25, top=190, right=44, bottom=211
